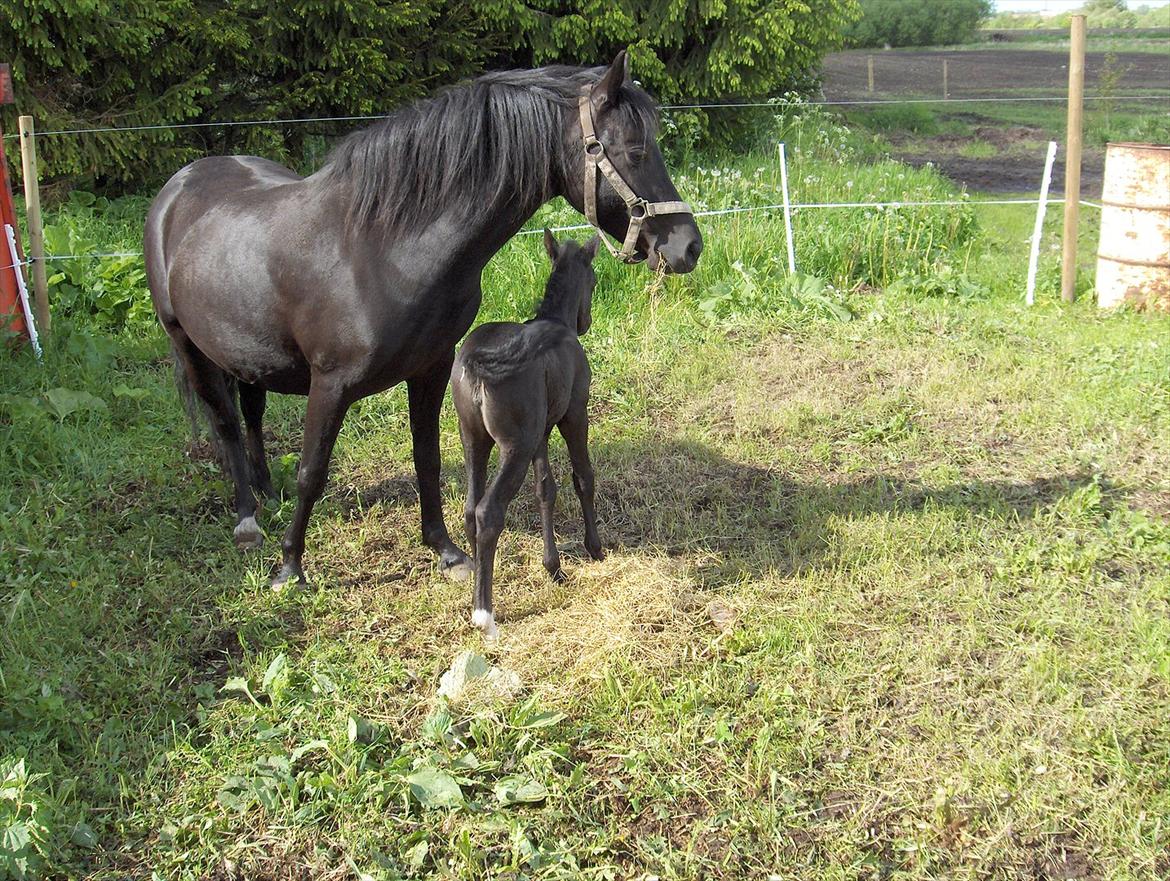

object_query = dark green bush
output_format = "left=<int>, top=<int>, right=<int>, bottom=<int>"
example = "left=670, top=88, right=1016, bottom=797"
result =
left=1, top=0, right=859, bottom=192
left=845, top=0, right=991, bottom=47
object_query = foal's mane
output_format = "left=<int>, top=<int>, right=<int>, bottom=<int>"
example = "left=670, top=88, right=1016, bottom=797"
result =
left=323, top=66, right=659, bottom=237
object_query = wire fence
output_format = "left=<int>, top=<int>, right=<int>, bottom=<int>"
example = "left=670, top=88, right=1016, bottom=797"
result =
left=3, top=93, right=1167, bottom=139
left=4, top=40, right=1168, bottom=311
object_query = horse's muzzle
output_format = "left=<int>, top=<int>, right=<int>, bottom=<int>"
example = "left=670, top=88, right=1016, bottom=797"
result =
left=647, top=226, right=703, bottom=274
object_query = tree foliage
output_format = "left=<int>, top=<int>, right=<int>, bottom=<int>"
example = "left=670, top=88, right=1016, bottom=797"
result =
left=1, top=0, right=858, bottom=191
left=986, top=1, right=1170, bottom=30
left=844, top=0, right=991, bottom=48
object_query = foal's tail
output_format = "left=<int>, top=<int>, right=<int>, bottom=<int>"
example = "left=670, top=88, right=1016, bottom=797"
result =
left=461, top=324, right=566, bottom=382
left=170, top=337, right=238, bottom=474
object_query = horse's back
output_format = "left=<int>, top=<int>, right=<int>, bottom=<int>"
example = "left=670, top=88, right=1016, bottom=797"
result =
left=145, top=156, right=320, bottom=390
left=147, top=156, right=303, bottom=298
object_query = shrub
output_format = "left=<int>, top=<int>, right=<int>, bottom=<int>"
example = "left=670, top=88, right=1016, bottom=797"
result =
left=845, top=0, right=992, bottom=47
left=1, top=0, right=860, bottom=192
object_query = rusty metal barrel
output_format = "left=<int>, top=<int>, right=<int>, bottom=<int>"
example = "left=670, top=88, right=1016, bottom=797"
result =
left=1096, top=142, right=1170, bottom=312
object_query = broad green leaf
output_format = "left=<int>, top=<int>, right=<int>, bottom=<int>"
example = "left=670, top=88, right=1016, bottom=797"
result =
left=111, top=383, right=151, bottom=400
left=493, top=776, right=549, bottom=806
left=44, top=387, right=107, bottom=421
left=405, top=768, right=463, bottom=809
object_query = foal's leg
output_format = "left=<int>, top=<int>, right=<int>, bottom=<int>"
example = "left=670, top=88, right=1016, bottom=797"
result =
left=559, top=406, right=604, bottom=561
left=172, top=330, right=259, bottom=549
left=407, top=357, right=473, bottom=580
left=459, top=420, right=492, bottom=555
left=473, top=444, right=533, bottom=639
left=239, top=382, right=276, bottom=499
left=273, top=376, right=350, bottom=587
left=532, top=435, right=564, bottom=581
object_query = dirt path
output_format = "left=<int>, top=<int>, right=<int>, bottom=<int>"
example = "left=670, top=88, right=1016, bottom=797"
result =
left=821, top=48, right=1170, bottom=100
left=820, top=46, right=1168, bottom=194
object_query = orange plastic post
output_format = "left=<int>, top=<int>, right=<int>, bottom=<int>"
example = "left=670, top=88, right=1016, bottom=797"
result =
left=0, top=63, right=31, bottom=342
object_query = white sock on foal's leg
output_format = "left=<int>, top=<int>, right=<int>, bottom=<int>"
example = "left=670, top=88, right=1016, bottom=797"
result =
left=472, top=608, right=498, bottom=640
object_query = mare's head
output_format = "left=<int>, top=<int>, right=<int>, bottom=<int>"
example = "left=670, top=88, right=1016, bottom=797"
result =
left=541, top=229, right=600, bottom=336
left=561, top=52, right=703, bottom=274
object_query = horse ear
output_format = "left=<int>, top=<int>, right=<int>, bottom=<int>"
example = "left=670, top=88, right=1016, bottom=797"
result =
left=543, top=228, right=559, bottom=263
left=583, top=235, right=601, bottom=262
left=591, top=50, right=628, bottom=112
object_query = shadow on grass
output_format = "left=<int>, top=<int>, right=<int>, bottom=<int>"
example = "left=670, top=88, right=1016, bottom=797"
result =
left=583, top=437, right=1108, bottom=585
left=339, top=436, right=1108, bottom=589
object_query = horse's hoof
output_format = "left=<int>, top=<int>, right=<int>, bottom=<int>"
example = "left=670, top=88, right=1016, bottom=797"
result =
left=472, top=608, right=498, bottom=641
left=234, top=517, right=263, bottom=550
left=271, top=563, right=305, bottom=589
left=587, top=544, right=606, bottom=562
left=546, top=564, right=567, bottom=583
left=441, top=554, right=474, bottom=582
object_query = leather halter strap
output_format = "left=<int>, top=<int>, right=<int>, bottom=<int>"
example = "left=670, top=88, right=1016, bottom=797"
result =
left=578, top=93, right=692, bottom=264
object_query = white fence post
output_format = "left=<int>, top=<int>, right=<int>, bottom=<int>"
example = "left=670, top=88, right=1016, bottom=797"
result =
left=1026, top=141, right=1059, bottom=306
left=778, top=142, right=796, bottom=274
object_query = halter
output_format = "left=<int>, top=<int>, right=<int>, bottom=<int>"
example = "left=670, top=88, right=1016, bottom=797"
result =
left=578, top=92, right=693, bottom=264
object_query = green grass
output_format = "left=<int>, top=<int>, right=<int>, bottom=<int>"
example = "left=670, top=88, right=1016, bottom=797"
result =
left=2, top=114, right=1168, bottom=880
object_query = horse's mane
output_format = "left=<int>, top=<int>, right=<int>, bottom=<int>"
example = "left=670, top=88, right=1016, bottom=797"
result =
left=323, top=65, right=659, bottom=237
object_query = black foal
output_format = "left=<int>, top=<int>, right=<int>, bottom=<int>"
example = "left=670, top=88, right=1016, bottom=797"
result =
left=451, top=230, right=605, bottom=639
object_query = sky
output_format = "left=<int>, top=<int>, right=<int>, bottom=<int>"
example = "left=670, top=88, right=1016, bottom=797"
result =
left=994, top=0, right=1170, bottom=12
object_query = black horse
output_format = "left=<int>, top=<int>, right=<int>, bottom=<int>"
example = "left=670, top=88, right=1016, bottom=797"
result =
left=145, top=52, right=702, bottom=586
left=451, top=230, right=603, bottom=639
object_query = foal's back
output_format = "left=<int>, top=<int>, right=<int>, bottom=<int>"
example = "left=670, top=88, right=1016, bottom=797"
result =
left=452, top=319, right=585, bottom=442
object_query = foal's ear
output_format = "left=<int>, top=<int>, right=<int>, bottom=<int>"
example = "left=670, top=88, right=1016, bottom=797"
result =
left=543, top=227, right=559, bottom=263
left=591, top=50, right=629, bottom=112
left=583, top=235, right=601, bottom=262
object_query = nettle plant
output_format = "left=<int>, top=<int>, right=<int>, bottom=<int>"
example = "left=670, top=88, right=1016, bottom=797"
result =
left=41, top=193, right=153, bottom=332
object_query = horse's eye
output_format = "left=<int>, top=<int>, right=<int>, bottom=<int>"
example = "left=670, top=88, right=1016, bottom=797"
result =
left=628, top=148, right=647, bottom=166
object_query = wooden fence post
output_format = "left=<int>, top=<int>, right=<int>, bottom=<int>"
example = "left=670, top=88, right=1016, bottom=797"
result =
left=867, top=55, right=875, bottom=94
left=1060, top=14, right=1086, bottom=303
left=943, top=59, right=949, bottom=100
left=18, top=114, right=49, bottom=333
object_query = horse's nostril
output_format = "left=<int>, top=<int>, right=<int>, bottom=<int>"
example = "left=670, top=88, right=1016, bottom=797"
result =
left=686, top=238, right=703, bottom=264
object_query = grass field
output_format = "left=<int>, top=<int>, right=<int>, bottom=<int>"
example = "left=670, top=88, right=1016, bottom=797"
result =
left=1, top=109, right=1168, bottom=880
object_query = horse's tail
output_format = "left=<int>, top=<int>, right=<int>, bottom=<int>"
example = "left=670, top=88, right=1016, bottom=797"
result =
left=460, top=324, right=567, bottom=383
left=169, top=337, right=238, bottom=474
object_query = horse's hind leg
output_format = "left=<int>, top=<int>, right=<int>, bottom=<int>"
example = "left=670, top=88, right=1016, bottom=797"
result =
left=239, top=382, right=276, bottom=499
left=171, top=331, right=260, bottom=549
left=558, top=406, right=604, bottom=561
left=532, top=436, right=564, bottom=581
left=472, top=443, right=534, bottom=639
left=459, top=418, right=492, bottom=556
left=407, top=357, right=473, bottom=580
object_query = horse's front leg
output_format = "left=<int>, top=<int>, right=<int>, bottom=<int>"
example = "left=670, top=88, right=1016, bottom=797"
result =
left=273, top=376, right=350, bottom=587
left=408, top=357, right=474, bottom=580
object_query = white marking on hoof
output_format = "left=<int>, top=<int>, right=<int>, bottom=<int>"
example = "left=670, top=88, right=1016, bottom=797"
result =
left=472, top=609, right=498, bottom=641
left=233, top=516, right=263, bottom=550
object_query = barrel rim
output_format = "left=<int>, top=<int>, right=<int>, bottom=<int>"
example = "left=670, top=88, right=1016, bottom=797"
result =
left=1104, top=142, right=1170, bottom=153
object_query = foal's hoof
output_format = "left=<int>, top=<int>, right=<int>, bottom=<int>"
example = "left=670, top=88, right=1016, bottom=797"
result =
left=234, top=517, right=263, bottom=550
left=440, top=551, right=474, bottom=582
left=472, top=609, right=499, bottom=641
